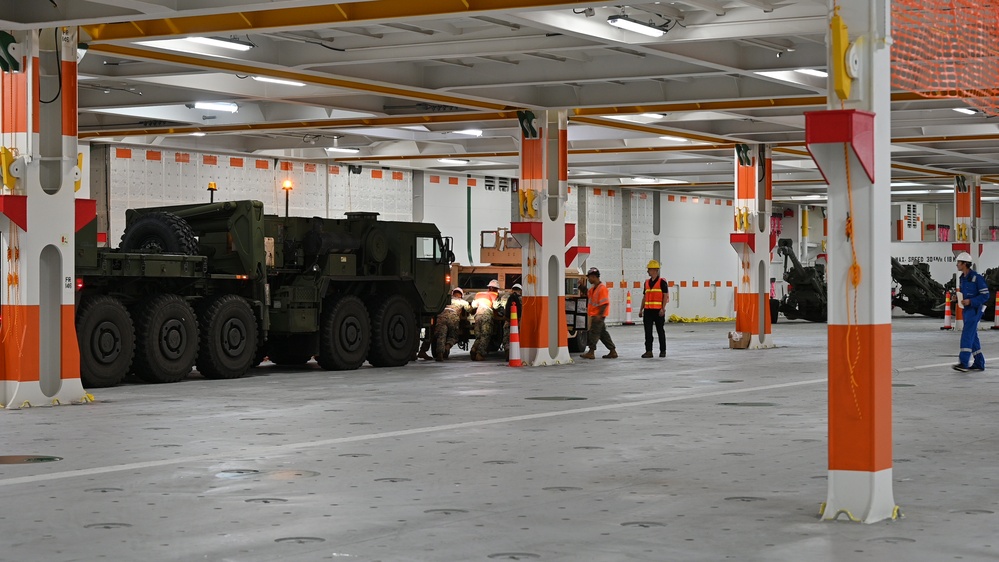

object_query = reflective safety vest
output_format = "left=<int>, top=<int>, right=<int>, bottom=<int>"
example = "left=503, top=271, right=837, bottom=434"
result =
left=644, top=277, right=666, bottom=309
left=472, top=291, right=498, bottom=309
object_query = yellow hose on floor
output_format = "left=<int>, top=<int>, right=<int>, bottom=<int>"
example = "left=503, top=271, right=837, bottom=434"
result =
left=668, top=315, right=735, bottom=323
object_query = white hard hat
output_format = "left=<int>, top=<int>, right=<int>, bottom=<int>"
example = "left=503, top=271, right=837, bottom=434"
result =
left=956, top=252, right=973, bottom=263
left=452, top=287, right=464, bottom=296
left=512, top=283, right=522, bottom=290
left=487, top=279, right=500, bottom=289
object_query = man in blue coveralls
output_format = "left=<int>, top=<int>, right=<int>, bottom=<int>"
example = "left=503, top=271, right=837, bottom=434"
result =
left=953, top=252, right=989, bottom=372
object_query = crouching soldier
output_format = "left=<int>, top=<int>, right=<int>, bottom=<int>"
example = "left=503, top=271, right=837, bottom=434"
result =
left=469, top=279, right=501, bottom=361
left=433, top=287, right=472, bottom=361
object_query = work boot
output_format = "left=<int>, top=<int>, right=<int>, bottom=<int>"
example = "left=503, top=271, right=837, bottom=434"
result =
left=418, top=351, right=432, bottom=361
left=952, top=363, right=969, bottom=372
left=641, top=351, right=653, bottom=358
left=659, top=350, right=667, bottom=358
left=580, top=349, right=595, bottom=360
left=602, top=350, right=618, bottom=359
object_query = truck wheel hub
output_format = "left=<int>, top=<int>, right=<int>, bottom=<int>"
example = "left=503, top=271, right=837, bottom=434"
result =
left=160, top=319, right=187, bottom=360
left=340, top=317, right=362, bottom=351
left=222, top=318, right=246, bottom=357
left=93, top=321, right=121, bottom=363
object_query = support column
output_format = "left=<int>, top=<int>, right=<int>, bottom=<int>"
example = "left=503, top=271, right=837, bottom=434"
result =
left=806, top=0, right=897, bottom=523
left=952, top=175, right=981, bottom=263
left=729, top=143, right=775, bottom=349
left=0, top=28, right=88, bottom=409
left=512, top=110, right=572, bottom=366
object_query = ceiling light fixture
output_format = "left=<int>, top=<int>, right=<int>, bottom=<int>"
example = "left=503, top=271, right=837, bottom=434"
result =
left=438, top=158, right=469, bottom=165
left=252, top=76, right=306, bottom=87
left=795, top=68, right=828, bottom=78
left=187, top=36, right=254, bottom=51
left=953, top=107, right=978, bottom=115
left=326, top=147, right=360, bottom=154
left=659, top=135, right=687, bottom=142
left=607, top=14, right=665, bottom=38
left=189, top=132, right=206, bottom=137
left=641, top=113, right=665, bottom=120
left=455, top=129, right=483, bottom=137
left=193, top=101, right=238, bottom=113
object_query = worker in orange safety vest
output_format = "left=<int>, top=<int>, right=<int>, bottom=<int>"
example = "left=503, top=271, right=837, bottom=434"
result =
left=639, top=259, right=670, bottom=358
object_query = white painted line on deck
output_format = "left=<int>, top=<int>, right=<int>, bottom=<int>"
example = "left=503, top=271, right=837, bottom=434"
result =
left=0, top=360, right=949, bottom=487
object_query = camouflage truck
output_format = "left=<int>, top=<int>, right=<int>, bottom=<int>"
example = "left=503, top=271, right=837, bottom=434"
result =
left=74, top=200, right=452, bottom=387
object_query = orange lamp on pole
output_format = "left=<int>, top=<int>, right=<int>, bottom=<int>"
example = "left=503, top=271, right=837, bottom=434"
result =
left=207, top=181, right=217, bottom=203
left=281, top=179, right=293, bottom=218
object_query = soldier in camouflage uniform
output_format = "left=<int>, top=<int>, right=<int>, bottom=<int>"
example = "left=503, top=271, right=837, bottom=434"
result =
left=469, top=280, right=501, bottom=361
left=433, top=288, right=472, bottom=361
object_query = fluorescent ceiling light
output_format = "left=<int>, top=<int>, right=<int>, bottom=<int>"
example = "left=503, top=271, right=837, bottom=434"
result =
left=189, top=132, right=206, bottom=137
left=628, top=177, right=687, bottom=185
left=890, top=182, right=923, bottom=187
left=892, top=189, right=952, bottom=195
left=607, top=15, right=665, bottom=38
left=952, top=107, right=977, bottom=115
left=252, top=76, right=305, bottom=87
left=634, top=177, right=656, bottom=182
left=325, top=147, right=360, bottom=154
left=455, top=129, right=483, bottom=137
left=194, top=101, right=238, bottom=113
left=438, top=158, right=469, bottom=165
left=659, top=135, right=688, bottom=142
left=187, top=37, right=254, bottom=51
left=795, top=68, right=828, bottom=78
left=782, top=195, right=827, bottom=201
left=641, top=113, right=665, bottom=120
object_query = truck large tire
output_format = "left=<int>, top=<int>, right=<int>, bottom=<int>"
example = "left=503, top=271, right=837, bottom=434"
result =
left=268, top=335, right=314, bottom=366
left=132, top=294, right=199, bottom=383
left=120, top=211, right=198, bottom=255
left=567, top=329, right=587, bottom=353
left=317, top=295, right=370, bottom=371
left=367, top=295, right=417, bottom=368
left=77, top=295, right=135, bottom=388
left=196, top=295, right=258, bottom=379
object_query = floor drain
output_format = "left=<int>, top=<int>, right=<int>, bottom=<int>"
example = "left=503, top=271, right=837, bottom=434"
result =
left=543, top=486, right=582, bottom=492
left=725, top=497, right=767, bottom=502
left=487, top=553, right=540, bottom=560
left=424, top=509, right=469, bottom=515
left=596, top=419, right=619, bottom=422
left=215, top=469, right=260, bottom=478
left=84, top=523, right=132, bottom=529
left=950, top=509, right=994, bottom=515
left=375, top=477, right=412, bottom=483
left=0, top=455, right=62, bottom=464
left=621, top=521, right=666, bottom=528
left=867, top=537, right=916, bottom=544
left=526, top=396, right=587, bottom=401
left=246, top=498, right=288, bottom=504
left=640, top=467, right=676, bottom=473
left=84, top=487, right=123, bottom=493
left=275, top=537, right=325, bottom=544
left=573, top=446, right=604, bottom=450
left=257, top=432, right=284, bottom=436
left=339, top=453, right=371, bottom=458
left=151, top=444, right=181, bottom=448
left=483, top=460, right=518, bottom=465
left=718, top=402, right=777, bottom=407
left=717, top=380, right=743, bottom=383
left=652, top=434, right=679, bottom=437
left=722, top=452, right=752, bottom=456
left=892, top=383, right=916, bottom=387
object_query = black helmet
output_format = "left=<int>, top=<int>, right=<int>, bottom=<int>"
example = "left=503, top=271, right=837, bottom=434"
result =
left=587, top=267, right=600, bottom=277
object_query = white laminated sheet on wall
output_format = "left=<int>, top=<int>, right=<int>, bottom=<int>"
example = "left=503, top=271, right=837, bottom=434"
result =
left=585, top=187, right=624, bottom=323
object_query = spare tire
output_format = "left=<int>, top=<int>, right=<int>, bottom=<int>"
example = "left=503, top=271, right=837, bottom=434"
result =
left=120, top=211, right=198, bottom=255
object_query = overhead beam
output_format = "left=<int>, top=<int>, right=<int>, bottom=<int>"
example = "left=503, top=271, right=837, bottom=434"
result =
left=81, top=0, right=615, bottom=42
left=86, top=43, right=520, bottom=112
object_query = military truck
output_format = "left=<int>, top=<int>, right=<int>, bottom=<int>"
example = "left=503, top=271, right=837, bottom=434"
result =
left=75, top=200, right=452, bottom=387
left=774, top=238, right=827, bottom=322
left=891, top=258, right=947, bottom=318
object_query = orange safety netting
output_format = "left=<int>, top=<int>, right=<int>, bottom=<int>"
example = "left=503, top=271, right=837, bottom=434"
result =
left=892, top=0, right=999, bottom=114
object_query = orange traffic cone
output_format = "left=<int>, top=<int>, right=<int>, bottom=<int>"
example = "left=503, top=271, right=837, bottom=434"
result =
left=941, top=291, right=953, bottom=330
left=508, top=301, right=522, bottom=367
left=955, top=291, right=964, bottom=330
left=623, top=291, right=635, bottom=325
left=992, top=293, right=999, bottom=330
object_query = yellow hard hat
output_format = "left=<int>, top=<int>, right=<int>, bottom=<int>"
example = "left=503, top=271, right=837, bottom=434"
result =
left=647, top=259, right=661, bottom=269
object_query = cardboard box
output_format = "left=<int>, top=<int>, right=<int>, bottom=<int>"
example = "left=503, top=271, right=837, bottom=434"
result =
left=728, top=331, right=750, bottom=349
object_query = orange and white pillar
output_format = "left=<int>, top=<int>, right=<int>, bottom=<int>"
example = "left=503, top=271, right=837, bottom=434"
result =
left=806, top=0, right=896, bottom=523
left=729, top=143, right=775, bottom=349
left=511, top=110, right=571, bottom=366
left=952, top=175, right=981, bottom=269
left=0, top=28, right=88, bottom=408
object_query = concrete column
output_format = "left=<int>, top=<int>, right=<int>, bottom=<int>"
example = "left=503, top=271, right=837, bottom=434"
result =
left=806, top=0, right=897, bottom=523
left=729, top=143, right=775, bottom=349
left=0, top=28, right=89, bottom=408
left=952, top=175, right=981, bottom=263
left=511, top=110, right=571, bottom=366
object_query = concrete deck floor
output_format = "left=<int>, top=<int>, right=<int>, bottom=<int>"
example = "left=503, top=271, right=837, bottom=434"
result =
left=1, top=317, right=997, bottom=562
